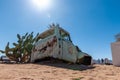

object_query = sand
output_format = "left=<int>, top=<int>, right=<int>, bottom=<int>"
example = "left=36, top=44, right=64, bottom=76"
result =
left=0, top=61, right=120, bottom=80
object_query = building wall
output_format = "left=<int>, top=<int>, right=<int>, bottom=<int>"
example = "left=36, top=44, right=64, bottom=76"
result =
left=111, top=42, right=120, bottom=66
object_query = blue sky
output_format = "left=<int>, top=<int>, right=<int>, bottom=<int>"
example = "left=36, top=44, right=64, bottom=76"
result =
left=0, top=0, right=120, bottom=59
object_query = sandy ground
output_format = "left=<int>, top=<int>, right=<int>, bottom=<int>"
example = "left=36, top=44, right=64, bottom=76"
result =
left=0, top=61, right=120, bottom=80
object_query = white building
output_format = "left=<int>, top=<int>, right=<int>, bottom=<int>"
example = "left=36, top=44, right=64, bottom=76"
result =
left=111, top=33, right=120, bottom=66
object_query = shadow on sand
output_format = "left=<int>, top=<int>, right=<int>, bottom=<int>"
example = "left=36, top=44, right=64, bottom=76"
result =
left=34, top=58, right=95, bottom=71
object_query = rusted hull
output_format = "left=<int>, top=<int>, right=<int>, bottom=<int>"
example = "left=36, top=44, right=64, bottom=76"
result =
left=31, top=26, right=92, bottom=65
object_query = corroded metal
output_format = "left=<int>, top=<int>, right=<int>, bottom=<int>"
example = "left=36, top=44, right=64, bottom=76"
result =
left=31, top=25, right=92, bottom=65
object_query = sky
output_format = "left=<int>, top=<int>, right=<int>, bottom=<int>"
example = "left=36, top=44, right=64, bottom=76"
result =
left=0, top=0, right=120, bottom=60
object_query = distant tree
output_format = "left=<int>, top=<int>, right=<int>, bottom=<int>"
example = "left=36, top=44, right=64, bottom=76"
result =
left=0, top=32, right=39, bottom=63
left=115, top=33, right=120, bottom=42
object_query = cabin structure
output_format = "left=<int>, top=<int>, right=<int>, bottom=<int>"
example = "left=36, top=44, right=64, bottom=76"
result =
left=31, top=25, right=92, bottom=65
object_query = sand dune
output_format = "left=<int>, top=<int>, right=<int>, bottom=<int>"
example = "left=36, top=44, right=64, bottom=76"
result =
left=0, top=61, right=120, bottom=80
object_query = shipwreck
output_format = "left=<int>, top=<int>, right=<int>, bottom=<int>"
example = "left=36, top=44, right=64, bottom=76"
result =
left=31, top=24, right=92, bottom=65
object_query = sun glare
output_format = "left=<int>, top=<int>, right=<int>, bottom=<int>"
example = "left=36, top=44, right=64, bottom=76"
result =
left=31, top=0, right=52, bottom=11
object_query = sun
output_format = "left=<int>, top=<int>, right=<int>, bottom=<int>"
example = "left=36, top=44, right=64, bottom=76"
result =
left=31, top=0, right=52, bottom=11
